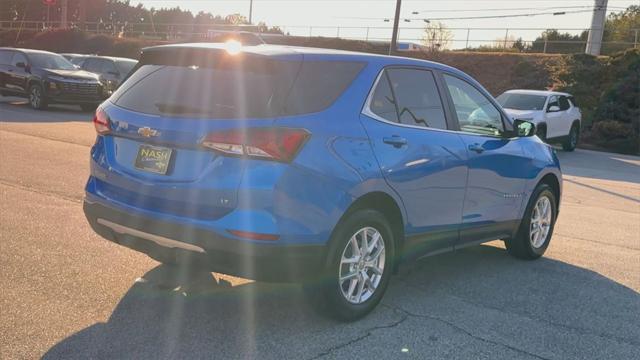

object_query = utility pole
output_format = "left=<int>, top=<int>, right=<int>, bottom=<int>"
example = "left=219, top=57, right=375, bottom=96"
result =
left=60, top=0, right=68, bottom=29
left=585, top=0, right=608, bottom=55
left=249, top=0, right=253, bottom=24
left=389, top=0, right=402, bottom=55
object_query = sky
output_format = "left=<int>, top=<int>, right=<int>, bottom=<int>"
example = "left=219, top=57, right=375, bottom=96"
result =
left=130, top=0, right=639, bottom=48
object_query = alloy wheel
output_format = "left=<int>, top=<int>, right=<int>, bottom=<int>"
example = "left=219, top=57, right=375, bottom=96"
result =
left=30, top=87, right=41, bottom=108
left=338, top=227, right=385, bottom=304
left=530, top=196, right=552, bottom=248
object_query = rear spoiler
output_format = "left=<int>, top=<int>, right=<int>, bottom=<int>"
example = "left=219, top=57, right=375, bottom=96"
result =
left=120, top=45, right=295, bottom=86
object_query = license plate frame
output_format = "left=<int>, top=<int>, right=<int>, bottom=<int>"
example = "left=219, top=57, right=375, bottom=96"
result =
left=134, top=144, right=173, bottom=175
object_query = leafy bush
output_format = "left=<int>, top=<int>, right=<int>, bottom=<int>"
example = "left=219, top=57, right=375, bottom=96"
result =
left=586, top=121, right=639, bottom=154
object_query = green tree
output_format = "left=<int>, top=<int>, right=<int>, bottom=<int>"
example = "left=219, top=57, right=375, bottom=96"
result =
left=529, top=29, right=588, bottom=54
left=601, top=5, right=640, bottom=54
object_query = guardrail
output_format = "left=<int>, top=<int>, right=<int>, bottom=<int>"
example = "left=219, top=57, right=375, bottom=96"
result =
left=2, top=20, right=638, bottom=54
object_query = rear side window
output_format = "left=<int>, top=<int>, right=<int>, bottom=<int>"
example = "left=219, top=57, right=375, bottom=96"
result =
left=568, top=96, right=578, bottom=107
left=0, top=50, right=14, bottom=65
left=386, top=68, right=447, bottom=129
left=559, top=96, right=571, bottom=110
left=113, top=59, right=363, bottom=119
left=369, top=73, right=398, bottom=122
left=368, top=68, right=447, bottom=130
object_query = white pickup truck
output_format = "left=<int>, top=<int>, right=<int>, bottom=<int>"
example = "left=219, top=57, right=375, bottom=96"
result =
left=497, top=90, right=581, bottom=151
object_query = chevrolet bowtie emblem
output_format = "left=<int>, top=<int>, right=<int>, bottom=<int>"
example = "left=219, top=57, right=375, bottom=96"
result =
left=137, top=127, right=159, bottom=137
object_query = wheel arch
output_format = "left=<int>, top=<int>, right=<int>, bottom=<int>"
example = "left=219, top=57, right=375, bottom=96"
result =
left=536, top=122, right=547, bottom=132
left=538, top=172, right=561, bottom=214
left=27, top=78, right=41, bottom=87
left=27, top=78, right=43, bottom=92
left=335, top=191, right=406, bottom=270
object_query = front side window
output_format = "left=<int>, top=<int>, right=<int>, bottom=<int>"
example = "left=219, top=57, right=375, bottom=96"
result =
left=368, top=68, right=448, bottom=130
left=547, top=95, right=560, bottom=111
left=11, top=53, right=27, bottom=67
left=443, top=74, right=504, bottom=137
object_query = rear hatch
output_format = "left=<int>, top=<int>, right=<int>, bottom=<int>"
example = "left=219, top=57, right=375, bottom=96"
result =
left=95, top=46, right=303, bottom=220
left=93, top=45, right=367, bottom=221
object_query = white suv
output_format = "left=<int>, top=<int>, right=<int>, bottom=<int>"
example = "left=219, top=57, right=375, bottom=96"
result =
left=497, top=90, right=581, bottom=151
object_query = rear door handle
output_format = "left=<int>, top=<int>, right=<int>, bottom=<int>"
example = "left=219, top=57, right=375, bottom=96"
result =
left=468, top=143, right=484, bottom=153
left=383, top=136, right=408, bottom=148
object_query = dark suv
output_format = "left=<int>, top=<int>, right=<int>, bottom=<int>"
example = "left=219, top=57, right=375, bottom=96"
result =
left=79, top=56, right=137, bottom=94
left=0, top=48, right=106, bottom=111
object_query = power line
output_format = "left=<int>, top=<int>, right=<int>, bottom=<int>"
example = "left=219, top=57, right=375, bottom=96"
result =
left=340, top=9, right=597, bottom=22
left=412, top=5, right=628, bottom=13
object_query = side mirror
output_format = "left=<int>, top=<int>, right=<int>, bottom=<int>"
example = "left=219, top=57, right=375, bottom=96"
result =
left=547, top=105, right=560, bottom=112
left=514, top=119, right=536, bottom=137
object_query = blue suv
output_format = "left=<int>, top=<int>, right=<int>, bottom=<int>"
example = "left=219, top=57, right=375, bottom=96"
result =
left=84, top=43, right=562, bottom=320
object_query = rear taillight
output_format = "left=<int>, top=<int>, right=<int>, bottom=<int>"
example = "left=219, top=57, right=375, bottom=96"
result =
left=201, top=128, right=310, bottom=162
left=93, top=107, right=110, bottom=135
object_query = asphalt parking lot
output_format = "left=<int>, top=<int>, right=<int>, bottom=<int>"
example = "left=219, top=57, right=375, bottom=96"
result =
left=1, top=98, right=639, bottom=359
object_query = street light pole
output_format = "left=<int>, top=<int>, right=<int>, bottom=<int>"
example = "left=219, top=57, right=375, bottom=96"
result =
left=389, top=0, right=402, bottom=55
left=249, top=0, right=253, bottom=24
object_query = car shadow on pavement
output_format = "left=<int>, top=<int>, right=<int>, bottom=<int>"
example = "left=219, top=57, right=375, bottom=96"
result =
left=42, top=244, right=640, bottom=360
left=557, top=150, right=640, bottom=184
left=0, top=97, right=93, bottom=121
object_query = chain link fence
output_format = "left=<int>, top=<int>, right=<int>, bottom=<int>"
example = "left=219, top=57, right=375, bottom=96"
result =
left=2, top=20, right=638, bottom=54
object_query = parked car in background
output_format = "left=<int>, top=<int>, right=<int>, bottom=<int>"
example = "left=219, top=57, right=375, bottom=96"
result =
left=0, top=48, right=106, bottom=111
left=83, top=43, right=562, bottom=321
left=79, top=56, right=138, bottom=94
left=61, top=53, right=92, bottom=67
left=497, top=89, right=581, bottom=151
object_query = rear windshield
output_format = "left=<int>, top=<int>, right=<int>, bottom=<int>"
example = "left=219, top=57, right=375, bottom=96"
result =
left=496, top=93, right=547, bottom=111
left=112, top=59, right=365, bottom=119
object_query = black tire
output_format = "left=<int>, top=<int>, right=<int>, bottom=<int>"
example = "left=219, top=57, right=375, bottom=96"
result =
left=305, top=209, right=395, bottom=321
left=505, top=184, right=557, bottom=260
left=80, top=103, right=98, bottom=112
left=562, top=124, right=579, bottom=151
left=28, top=83, right=48, bottom=110
left=536, top=125, right=547, bottom=143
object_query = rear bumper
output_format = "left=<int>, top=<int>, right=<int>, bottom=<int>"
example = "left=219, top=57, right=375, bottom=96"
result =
left=83, top=199, right=326, bottom=282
